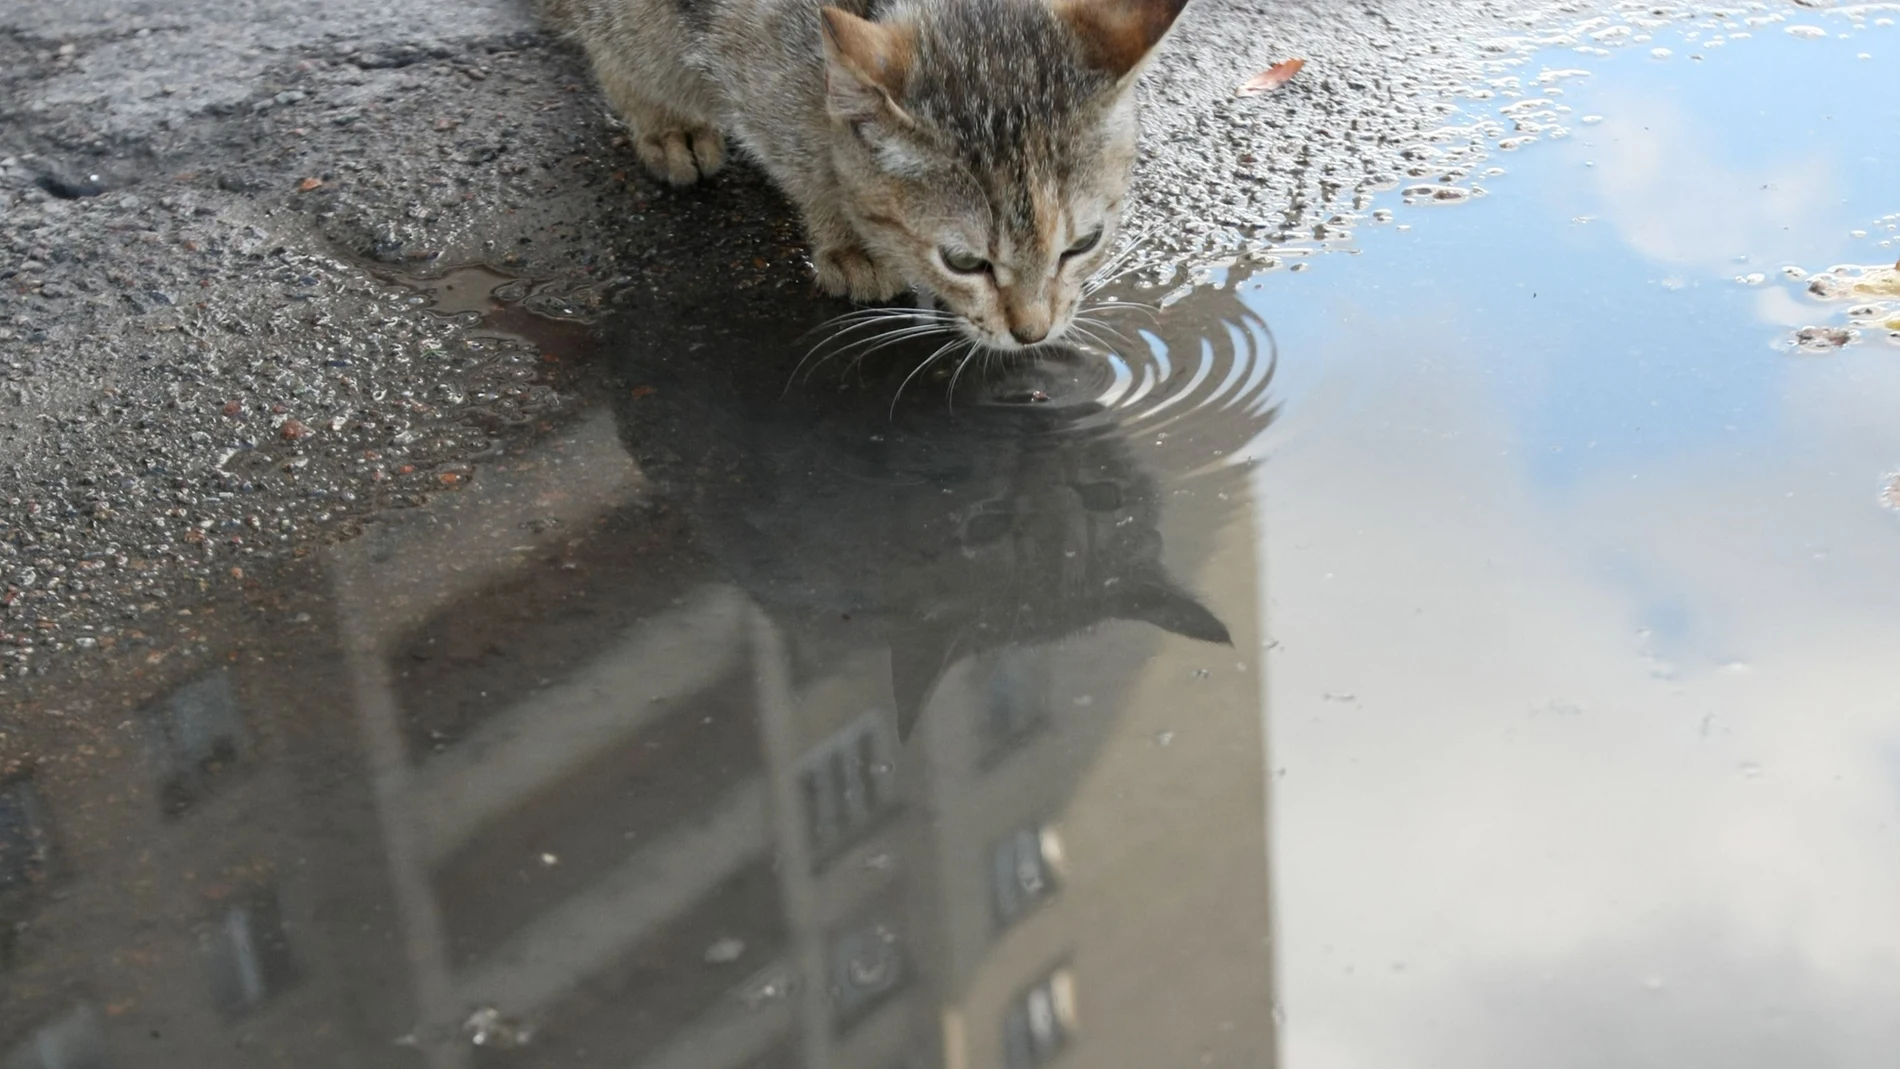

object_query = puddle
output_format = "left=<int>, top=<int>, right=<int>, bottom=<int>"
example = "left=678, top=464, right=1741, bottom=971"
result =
left=0, top=182, right=1278, bottom=1069
left=1234, top=16, right=1900, bottom=1069
left=3, top=5, right=1898, bottom=1068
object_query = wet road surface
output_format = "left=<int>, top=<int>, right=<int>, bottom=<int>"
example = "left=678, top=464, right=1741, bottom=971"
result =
left=4, top=2, right=1900, bottom=1068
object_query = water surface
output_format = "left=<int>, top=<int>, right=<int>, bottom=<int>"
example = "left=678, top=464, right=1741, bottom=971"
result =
left=3, top=8, right=1897, bottom=1069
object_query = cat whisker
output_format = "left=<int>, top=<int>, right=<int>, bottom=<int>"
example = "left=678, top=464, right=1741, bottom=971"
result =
left=1084, top=220, right=1164, bottom=295
left=1078, top=297, right=1160, bottom=322
left=787, top=312, right=914, bottom=391
left=889, top=337, right=966, bottom=418
left=838, top=324, right=957, bottom=375
left=815, top=326, right=952, bottom=383
left=805, top=304, right=957, bottom=335
left=944, top=340, right=986, bottom=412
left=796, top=307, right=954, bottom=355
left=1071, top=314, right=1141, bottom=351
left=1066, top=323, right=1118, bottom=358
left=789, top=315, right=956, bottom=391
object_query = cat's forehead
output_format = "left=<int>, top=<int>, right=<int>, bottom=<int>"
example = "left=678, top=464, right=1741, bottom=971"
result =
left=904, top=0, right=1116, bottom=173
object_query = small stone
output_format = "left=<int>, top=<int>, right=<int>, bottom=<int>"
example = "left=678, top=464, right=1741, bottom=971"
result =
left=1793, top=326, right=1852, bottom=351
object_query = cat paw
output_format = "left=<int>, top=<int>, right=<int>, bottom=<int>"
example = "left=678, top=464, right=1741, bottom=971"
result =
left=813, top=243, right=906, bottom=302
left=635, top=125, right=726, bottom=187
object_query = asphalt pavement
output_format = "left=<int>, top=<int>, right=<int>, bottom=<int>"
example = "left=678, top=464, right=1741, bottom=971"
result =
left=2, top=0, right=1574, bottom=685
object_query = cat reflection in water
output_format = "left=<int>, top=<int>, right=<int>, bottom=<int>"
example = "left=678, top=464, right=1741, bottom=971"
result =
left=542, top=0, right=1189, bottom=350
left=614, top=354, right=1231, bottom=737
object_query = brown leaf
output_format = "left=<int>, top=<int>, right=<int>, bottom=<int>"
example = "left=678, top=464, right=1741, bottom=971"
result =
left=1237, top=58, right=1306, bottom=96
left=297, top=177, right=324, bottom=192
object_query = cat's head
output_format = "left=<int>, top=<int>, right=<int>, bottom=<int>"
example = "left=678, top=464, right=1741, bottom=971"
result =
left=819, top=0, right=1188, bottom=349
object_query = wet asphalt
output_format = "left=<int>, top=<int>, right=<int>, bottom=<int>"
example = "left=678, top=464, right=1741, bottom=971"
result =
left=3, top=0, right=1589, bottom=686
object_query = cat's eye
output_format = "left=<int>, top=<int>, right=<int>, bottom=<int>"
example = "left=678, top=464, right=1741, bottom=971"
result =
left=939, top=246, right=991, bottom=275
left=1063, top=226, right=1105, bottom=259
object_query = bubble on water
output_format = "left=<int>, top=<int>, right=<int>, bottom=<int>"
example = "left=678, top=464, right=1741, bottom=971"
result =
left=738, top=964, right=797, bottom=1009
left=704, top=937, right=746, bottom=964
left=1650, top=47, right=1673, bottom=58
left=1880, top=474, right=1900, bottom=511
left=1155, top=730, right=1176, bottom=747
left=1736, top=273, right=1766, bottom=286
left=1786, top=25, right=1827, bottom=39
left=463, top=1008, right=534, bottom=1049
left=1739, top=762, right=1762, bottom=778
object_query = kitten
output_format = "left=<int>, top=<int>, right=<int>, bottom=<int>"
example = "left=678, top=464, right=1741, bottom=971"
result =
left=542, top=0, right=1190, bottom=350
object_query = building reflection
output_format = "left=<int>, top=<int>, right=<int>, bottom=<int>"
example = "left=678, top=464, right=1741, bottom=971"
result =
left=1, top=309, right=1275, bottom=1069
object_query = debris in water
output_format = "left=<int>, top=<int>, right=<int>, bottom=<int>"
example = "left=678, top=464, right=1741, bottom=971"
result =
left=280, top=418, right=309, bottom=440
left=297, top=177, right=324, bottom=192
left=704, top=938, right=746, bottom=965
left=463, top=1007, right=533, bottom=1049
left=998, top=388, right=1052, bottom=404
left=1792, top=326, right=1852, bottom=351
left=1237, top=58, right=1306, bottom=96
left=1881, top=474, right=1900, bottom=511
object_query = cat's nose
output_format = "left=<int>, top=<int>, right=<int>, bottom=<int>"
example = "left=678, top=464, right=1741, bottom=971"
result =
left=1010, top=323, right=1048, bottom=345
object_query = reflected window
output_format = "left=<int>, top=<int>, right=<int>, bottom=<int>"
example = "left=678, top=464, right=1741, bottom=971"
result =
left=147, top=671, right=244, bottom=816
left=798, top=715, right=897, bottom=865
left=1002, top=967, right=1077, bottom=1069
left=981, top=650, right=1048, bottom=767
left=204, top=887, right=298, bottom=1018
left=3, top=1003, right=110, bottom=1069
left=990, top=824, right=1063, bottom=931
left=0, top=779, right=53, bottom=898
left=827, top=918, right=906, bottom=1030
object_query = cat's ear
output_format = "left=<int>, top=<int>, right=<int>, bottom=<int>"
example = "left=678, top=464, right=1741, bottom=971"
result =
left=889, top=623, right=964, bottom=739
left=1054, top=0, right=1191, bottom=81
left=820, top=7, right=917, bottom=122
left=1111, top=574, right=1231, bottom=645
